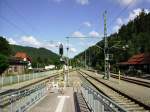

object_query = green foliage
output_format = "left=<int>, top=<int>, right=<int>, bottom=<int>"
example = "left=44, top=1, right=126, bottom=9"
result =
left=0, top=54, right=9, bottom=74
left=0, top=36, right=11, bottom=56
left=11, top=45, right=60, bottom=68
left=0, top=36, right=11, bottom=74
left=74, top=10, right=150, bottom=71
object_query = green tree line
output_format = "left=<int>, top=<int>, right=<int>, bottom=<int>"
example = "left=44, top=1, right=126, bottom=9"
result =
left=0, top=37, right=61, bottom=74
left=73, top=10, right=150, bottom=71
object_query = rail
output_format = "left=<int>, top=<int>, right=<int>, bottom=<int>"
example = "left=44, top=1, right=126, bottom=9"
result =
left=80, top=70, right=150, bottom=110
left=87, top=69, right=150, bottom=88
left=80, top=71, right=127, bottom=112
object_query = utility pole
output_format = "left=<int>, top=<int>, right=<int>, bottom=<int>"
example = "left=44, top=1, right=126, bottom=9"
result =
left=103, top=11, right=110, bottom=80
left=88, top=48, right=90, bottom=68
left=66, top=37, right=69, bottom=86
left=85, top=50, right=86, bottom=69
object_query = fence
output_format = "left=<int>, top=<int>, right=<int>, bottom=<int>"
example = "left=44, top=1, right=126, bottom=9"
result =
left=0, top=70, right=61, bottom=88
left=80, top=75, right=127, bottom=112
left=0, top=81, right=48, bottom=112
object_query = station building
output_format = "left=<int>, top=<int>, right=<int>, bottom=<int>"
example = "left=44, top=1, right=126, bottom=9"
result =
left=119, top=53, right=150, bottom=75
left=3, top=52, right=32, bottom=75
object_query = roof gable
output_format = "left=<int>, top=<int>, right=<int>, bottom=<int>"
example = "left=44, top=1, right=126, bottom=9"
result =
left=15, top=52, right=31, bottom=62
left=119, top=53, right=150, bottom=65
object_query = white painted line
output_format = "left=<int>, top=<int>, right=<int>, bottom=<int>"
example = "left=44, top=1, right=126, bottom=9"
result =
left=55, top=96, right=70, bottom=112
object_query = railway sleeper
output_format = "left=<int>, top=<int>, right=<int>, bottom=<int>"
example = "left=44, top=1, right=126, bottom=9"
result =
left=125, top=107, right=145, bottom=111
left=113, top=98, right=131, bottom=103
left=110, top=96, right=126, bottom=99
left=117, top=102, right=135, bottom=105
left=121, top=104, right=141, bottom=108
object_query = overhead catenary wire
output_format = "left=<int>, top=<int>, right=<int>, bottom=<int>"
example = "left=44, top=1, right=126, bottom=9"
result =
left=1, top=0, right=41, bottom=36
left=0, top=15, right=30, bottom=36
left=107, top=0, right=136, bottom=28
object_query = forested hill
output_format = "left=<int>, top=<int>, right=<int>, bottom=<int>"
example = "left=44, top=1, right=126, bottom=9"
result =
left=73, top=10, right=150, bottom=70
left=11, top=45, right=60, bottom=67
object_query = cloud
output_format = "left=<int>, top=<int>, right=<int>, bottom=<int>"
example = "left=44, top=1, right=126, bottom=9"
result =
left=7, top=38, right=17, bottom=45
left=128, top=8, right=149, bottom=21
left=89, top=31, right=100, bottom=37
left=72, top=31, right=86, bottom=38
left=21, top=36, right=41, bottom=47
left=116, top=0, right=139, bottom=5
left=70, top=47, right=77, bottom=53
left=52, top=0, right=63, bottom=3
left=116, top=18, right=124, bottom=25
left=116, top=0, right=150, bottom=6
left=76, top=0, right=89, bottom=5
left=83, top=21, right=92, bottom=27
left=113, top=18, right=123, bottom=32
left=113, top=8, right=150, bottom=32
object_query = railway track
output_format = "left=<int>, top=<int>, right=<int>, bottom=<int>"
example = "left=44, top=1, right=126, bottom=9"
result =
left=88, top=69, right=150, bottom=88
left=110, top=74, right=150, bottom=88
left=78, top=70, right=150, bottom=112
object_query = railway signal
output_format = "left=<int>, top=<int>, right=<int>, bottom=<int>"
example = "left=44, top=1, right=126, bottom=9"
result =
left=59, top=43, right=63, bottom=57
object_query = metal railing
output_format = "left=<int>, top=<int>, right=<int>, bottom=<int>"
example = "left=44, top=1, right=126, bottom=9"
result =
left=0, top=70, right=62, bottom=88
left=0, top=81, right=48, bottom=112
left=81, top=81, right=127, bottom=112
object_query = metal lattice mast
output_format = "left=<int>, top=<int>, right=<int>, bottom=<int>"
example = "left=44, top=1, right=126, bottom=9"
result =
left=103, top=11, right=109, bottom=79
left=66, top=37, right=69, bottom=86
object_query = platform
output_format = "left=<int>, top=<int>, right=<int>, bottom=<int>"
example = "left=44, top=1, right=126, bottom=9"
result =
left=28, top=87, right=75, bottom=112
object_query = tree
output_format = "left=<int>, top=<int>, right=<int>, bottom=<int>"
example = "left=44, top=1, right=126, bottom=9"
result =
left=0, top=36, right=11, bottom=56
left=0, top=54, right=9, bottom=74
left=0, top=36, right=11, bottom=74
left=73, top=11, right=150, bottom=71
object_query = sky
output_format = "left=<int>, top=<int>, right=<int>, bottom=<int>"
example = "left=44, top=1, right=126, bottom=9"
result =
left=0, top=0, right=150, bottom=58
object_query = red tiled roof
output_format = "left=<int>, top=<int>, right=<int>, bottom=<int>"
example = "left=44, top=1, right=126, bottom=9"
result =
left=15, top=52, right=31, bottom=62
left=119, top=53, right=150, bottom=65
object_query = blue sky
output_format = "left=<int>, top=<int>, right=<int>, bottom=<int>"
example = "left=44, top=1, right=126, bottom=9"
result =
left=0, top=0, right=150, bottom=58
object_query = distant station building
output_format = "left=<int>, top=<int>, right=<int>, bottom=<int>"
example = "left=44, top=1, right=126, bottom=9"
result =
left=3, top=52, right=32, bottom=75
left=119, top=53, right=150, bottom=75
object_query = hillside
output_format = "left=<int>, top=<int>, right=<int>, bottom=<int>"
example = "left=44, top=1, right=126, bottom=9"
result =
left=11, top=45, right=60, bottom=67
left=73, top=10, right=150, bottom=71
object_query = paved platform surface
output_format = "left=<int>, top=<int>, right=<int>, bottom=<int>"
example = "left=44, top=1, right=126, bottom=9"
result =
left=82, top=70, right=150, bottom=107
left=28, top=71, right=88, bottom=112
left=29, top=87, right=75, bottom=112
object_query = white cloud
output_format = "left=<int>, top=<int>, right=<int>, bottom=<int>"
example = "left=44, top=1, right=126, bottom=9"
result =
left=89, top=31, right=100, bottom=37
left=116, top=0, right=139, bottom=5
left=83, top=21, right=92, bottom=27
left=72, top=31, right=86, bottom=38
left=113, top=8, right=150, bottom=32
left=76, top=0, right=89, bottom=5
left=52, top=0, right=63, bottom=3
left=70, top=47, right=77, bottom=53
left=128, top=8, right=142, bottom=20
left=113, top=18, right=123, bottom=32
left=117, top=18, right=123, bottom=25
left=21, top=36, right=41, bottom=47
left=113, top=25, right=121, bottom=33
left=116, top=0, right=150, bottom=6
left=128, top=8, right=149, bottom=21
left=7, top=38, right=17, bottom=45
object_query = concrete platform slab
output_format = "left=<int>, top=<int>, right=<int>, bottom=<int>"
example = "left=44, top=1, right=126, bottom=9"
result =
left=28, top=87, right=75, bottom=112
